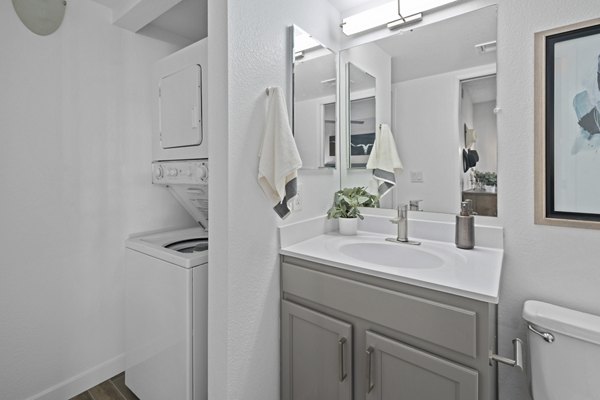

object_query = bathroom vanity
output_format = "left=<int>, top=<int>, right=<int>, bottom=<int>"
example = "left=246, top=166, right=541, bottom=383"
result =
left=279, top=215, right=503, bottom=400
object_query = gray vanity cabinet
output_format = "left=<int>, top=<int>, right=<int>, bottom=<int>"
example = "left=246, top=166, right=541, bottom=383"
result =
left=280, top=256, right=497, bottom=400
left=365, top=331, right=478, bottom=400
left=281, top=301, right=353, bottom=400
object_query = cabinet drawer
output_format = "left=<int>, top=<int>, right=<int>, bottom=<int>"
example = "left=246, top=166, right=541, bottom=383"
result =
left=282, top=263, right=477, bottom=358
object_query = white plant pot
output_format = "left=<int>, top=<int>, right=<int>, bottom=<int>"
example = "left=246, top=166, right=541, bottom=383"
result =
left=338, top=217, right=358, bottom=235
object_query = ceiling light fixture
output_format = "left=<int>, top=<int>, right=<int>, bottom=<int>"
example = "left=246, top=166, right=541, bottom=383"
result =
left=398, top=0, right=459, bottom=18
left=387, top=13, right=422, bottom=30
left=474, top=40, right=497, bottom=54
left=341, top=2, right=398, bottom=36
left=341, top=0, right=459, bottom=36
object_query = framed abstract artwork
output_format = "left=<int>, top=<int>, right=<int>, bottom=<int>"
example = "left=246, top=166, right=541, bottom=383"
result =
left=535, top=18, right=600, bottom=229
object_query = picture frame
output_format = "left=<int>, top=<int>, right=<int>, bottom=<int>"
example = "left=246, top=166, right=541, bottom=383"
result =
left=535, top=18, right=600, bottom=229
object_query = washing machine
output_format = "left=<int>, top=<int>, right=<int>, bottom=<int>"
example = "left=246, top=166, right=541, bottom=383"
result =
left=125, top=226, right=208, bottom=400
left=125, top=36, right=210, bottom=400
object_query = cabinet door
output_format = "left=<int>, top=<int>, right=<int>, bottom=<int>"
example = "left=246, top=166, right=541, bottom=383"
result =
left=365, top=331, right=478, bottom=400
left=282, top=301, right=352, bottom=400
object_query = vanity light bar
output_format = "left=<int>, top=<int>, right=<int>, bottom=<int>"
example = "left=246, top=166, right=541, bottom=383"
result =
left=341, top=2, right=398, bottom=36
left=475, top=40, right=497, bottom=53
left=341, top=0, right=458, bottom=36
left=387, top=13, right=422, bottom=30
left=398, top=0, right=459, bottom=19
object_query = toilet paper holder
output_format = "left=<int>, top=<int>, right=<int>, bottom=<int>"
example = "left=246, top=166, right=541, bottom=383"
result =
left=489, top=338, right=524, bottom=370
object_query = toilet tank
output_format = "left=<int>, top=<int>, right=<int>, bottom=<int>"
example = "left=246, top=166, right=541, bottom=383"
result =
left=522, top=300, right=600, bottom=400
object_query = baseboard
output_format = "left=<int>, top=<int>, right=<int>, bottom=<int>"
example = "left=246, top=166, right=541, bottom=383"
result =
left=25, top=354, right=125, bottom=400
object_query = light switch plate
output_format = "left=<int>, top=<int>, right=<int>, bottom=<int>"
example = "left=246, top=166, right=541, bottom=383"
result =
left=410, top=171, right=424, bottom=183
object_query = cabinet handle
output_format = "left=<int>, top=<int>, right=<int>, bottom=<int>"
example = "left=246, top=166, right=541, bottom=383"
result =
left=366, top=346, right=375, bottom=393
left=338, top=337, right=348, bottom=382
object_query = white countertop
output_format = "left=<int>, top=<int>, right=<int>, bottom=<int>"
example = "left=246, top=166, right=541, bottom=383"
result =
left=280, top=229, right=503, bottom=304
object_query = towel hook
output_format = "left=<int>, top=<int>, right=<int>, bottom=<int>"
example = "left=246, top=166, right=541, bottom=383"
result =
left=266, top=87, right=272, bottom=96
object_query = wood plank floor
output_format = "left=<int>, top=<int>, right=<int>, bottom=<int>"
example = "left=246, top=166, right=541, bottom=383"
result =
left=69, top=372, right=139, bottom=400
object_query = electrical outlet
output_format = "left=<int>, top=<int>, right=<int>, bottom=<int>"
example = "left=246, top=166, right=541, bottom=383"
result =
left=410, top=171, right=424, bottom=183
left=291, top=193, right=302, bottom=211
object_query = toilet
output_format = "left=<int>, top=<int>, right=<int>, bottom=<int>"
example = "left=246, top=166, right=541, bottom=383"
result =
left=522, top=300, right=600, bottom=400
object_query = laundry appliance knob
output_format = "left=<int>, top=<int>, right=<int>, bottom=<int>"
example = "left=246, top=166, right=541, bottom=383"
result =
left=153, top=165, right=163, bottom=179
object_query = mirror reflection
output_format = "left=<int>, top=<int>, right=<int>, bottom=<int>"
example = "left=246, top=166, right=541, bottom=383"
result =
left=460, top=75, right=498, bottom=216
left=338, top=6, right=498, bottom=216
left=347, top=63, right=376, bottom=168
left=292, top=25, right=337, bottom=169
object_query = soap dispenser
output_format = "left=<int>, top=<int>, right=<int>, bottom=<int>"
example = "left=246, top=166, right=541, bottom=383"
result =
left=455, top=201, right=474, bottom=249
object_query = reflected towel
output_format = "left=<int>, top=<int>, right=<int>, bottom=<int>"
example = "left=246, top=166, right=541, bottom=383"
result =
left=258, top=87, right=302, bottom=219
left=366, top=123, right=403, bottom=198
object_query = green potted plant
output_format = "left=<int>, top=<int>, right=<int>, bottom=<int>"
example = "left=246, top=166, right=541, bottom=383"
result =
left=485, top=171, right=497, bottom=192
left=327, top=187, right=379, bottom=235
left=472, top=170, right=497, bottom=192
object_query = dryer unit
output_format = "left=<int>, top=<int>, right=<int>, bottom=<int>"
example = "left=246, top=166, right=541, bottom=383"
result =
left=153, top=38, right=208, bottom=162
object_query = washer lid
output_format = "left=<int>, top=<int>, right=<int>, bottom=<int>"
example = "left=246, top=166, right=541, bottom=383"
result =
left=165, top=238, right=208, bottom=253
left=126, top=227, right=208, bottom=268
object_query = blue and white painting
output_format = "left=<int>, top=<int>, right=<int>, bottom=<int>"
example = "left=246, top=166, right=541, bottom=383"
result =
left=571, top=54, right=600, bottom=154
left=553, top=28, right=600, bottom=214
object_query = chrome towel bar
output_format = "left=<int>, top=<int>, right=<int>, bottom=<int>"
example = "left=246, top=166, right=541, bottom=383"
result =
left=490, top=338, right=524, bottom=370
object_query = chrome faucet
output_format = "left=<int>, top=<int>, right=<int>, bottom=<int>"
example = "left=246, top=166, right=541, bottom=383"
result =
left=386, top=204, right=421, bottom=245
left=409, top=199, right=423, bottom=211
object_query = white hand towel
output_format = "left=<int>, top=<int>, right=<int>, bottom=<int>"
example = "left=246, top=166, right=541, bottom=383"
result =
left=366, top=123, right=403, bottom=198
left=258, top=87, right=302, bottom=219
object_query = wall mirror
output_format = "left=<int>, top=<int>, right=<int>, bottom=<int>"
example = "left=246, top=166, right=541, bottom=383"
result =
left=338, top=5, right=498, bottom=216
left=347, top=62, right=376, bottom=168
left=291, top=25, right=338, bottom=169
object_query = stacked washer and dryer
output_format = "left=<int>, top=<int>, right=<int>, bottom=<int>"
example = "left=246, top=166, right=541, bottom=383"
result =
left=124, top=39, right=209, bottom=400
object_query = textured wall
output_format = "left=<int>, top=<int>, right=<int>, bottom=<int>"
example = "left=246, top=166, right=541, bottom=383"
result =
left=495, top=1, right=600, bottom=399
left=210, top=0, right=342, bottom=398
left=0, top=2, right=192, bottom=399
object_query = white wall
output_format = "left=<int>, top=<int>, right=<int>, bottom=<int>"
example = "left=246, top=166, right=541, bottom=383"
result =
left=207, top=0, right=342, bottom=399
left=472, top=100, right=497, bottom=173
left=495, top=1, right=600, bottom=399
left=0, top=2, right=194, bottom=399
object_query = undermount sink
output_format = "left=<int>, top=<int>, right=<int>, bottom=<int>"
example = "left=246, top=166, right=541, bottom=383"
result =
left=338, top=242, right=444, bottom=269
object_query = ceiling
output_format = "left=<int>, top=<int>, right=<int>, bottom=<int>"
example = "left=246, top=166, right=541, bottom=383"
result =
left=91, top=0, right=207, bottom=45
left=327, top=0, right=391, bottom=14
left=138, top=0, right=207, bottom=43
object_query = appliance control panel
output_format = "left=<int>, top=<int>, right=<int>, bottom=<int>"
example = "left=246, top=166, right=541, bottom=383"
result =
left=152, top=160, right=208, bottom=185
